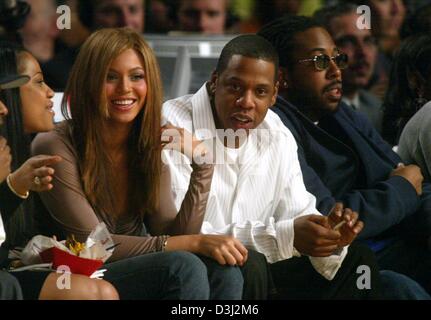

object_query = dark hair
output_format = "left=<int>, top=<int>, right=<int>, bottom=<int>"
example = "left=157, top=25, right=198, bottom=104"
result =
left=401, top=4, right=431, bottom=39
left=216, top=34, right=279, bottom=79
left=313, top=3, right=358, bottom=32
left=77, top=0, right=98, bottom=30
left=78, top=0, right=145, bottom=31
left=257, top=15, right=322, bottom=70
left=382, top=34, right=431, bottom=145
left=252, top=0, right=301, bottom=27
left=0, top=41, right=35, bottom=247
left=0, top=42, right=29, bottom=172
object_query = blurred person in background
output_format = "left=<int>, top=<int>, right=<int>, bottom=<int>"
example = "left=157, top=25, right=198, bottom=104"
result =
left=44, top=0, right=145, bottom=91
left=78, top=0, right=145, bottom=32
left=315, top=3, right=383, bottom=132
left=174, top=0, right=239, bottom=34
left=345, top=0, right=407, bottom=100
left=19, top=0, right=59, bottom=63
left=401, top=3, right=431, bottom=38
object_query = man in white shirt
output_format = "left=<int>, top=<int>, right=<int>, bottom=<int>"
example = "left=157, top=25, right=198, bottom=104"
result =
left=163, top=34, right=381, bottom=299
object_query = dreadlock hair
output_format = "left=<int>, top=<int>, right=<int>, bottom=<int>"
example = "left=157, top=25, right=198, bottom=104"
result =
left=257, top=15, right=322, bottom=71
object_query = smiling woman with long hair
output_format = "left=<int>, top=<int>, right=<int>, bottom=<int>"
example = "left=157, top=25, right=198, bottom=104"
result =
left=0, top=42, right=119, bottom=300
left=32, top=28, right=245, bottom=300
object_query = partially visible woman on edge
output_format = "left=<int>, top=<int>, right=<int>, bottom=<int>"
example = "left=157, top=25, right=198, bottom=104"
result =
left=381, top=35, right=431, bottom=147
left=0, top=42, right=119, bottom=300
left=381, top=35, right=431, bottom=249
left=395, top=36, right=431, bottom=183
left=32, top=28, right=245, bottom=300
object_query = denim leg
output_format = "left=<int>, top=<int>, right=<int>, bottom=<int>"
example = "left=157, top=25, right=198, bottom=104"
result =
left=199, top=256, right=244, bottom=300
left=103, top=251, right=210, bottom=300
left=380, top=270, right=431, bottom=300
left=0, top=271, right=23, bottom=300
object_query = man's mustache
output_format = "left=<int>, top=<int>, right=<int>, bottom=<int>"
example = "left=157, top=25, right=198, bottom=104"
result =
left=323, top=80, right=342, bottom=93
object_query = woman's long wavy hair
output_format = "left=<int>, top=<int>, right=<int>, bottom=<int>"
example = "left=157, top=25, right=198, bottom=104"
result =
left=63, top=28, right=163, bottom=227
left=381, top=35, right=431, bottom=145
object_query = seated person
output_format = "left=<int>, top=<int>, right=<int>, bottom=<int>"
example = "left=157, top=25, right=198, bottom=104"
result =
left=0, top=43, right=118, bottom=300
left=314, top=3, right=383, bottom=133
left=382, top=35, right=431, bottom=147
left=398, top=101, right=431, bottom=183
left=1, top=74, right=27, bottom=300
left=162, top=34, right=382, bottom=299
left=32, top=28, right=244, bottom=300
left=258, top=15, right=431, bottom=293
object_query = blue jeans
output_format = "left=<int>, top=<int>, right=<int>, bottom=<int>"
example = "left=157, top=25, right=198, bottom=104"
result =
left=199, top=255, right=244, bottom=300
left=0, top=271, right=23, bottom=300
left=380, top=270, right=430, bottom=300
left=103, top=251, right=243, bottom=300
left=376, top=239, right=431, bottom=293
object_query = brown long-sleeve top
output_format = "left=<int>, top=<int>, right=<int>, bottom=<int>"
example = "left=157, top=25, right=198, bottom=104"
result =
left=31, top=122, right=214, bottom=262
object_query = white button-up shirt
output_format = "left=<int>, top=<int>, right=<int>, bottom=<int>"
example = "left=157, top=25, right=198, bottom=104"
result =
left=162, top=84, right=347, bottom=280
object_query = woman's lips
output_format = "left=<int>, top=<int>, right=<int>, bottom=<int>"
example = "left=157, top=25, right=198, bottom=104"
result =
left=46, top=104, right=55, bottom=116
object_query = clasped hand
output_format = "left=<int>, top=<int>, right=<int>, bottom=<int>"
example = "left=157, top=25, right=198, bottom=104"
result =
left=293, top=202, right=364, bottom=257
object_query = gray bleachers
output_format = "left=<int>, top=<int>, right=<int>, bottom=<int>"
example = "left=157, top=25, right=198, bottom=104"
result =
left=144, top=33, right=235, bottom=100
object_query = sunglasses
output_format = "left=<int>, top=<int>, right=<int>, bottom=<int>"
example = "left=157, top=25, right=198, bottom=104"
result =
left=298, top=53, right=348, bottom=71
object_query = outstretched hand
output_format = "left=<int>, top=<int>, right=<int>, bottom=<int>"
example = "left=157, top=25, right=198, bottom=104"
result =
left=8, top=155, right=62, bottom=194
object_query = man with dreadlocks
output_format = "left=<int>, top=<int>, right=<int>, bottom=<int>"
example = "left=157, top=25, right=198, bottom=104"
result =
left=259, top=14, right=431, bottom=296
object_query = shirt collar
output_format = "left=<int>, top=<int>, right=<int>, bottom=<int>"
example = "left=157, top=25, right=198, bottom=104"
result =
left=342, top=93, right=360, bottom=110
left=191, top=83, right=218, bottom=140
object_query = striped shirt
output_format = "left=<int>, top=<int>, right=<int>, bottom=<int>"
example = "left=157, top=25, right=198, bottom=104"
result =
left=162, top=84, right=347, bottom=280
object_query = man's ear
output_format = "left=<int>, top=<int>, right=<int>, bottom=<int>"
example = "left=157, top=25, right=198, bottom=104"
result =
left=278, top=67, right=290, bottom=90
left=209, top=71, right=218, bottom=94
left=271, top=80, right=279, bottom=106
